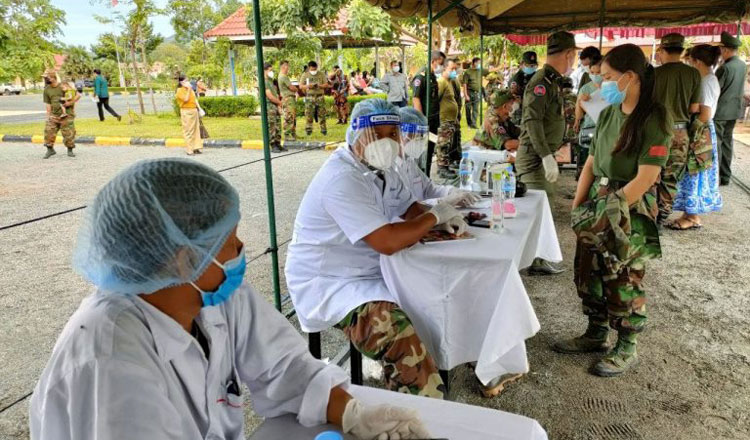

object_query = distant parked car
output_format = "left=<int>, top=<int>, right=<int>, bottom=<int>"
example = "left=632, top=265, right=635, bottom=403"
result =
left=0, top=83, right=24, bottom=95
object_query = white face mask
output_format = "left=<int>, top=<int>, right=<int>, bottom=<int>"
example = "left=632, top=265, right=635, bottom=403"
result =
left=393, top=65, right=400, bottom=72
left=404, top=137, right=427, bottom=158
left=364, top=138, right=400, bottom=170
left=267, top=71, right=274, bottom=78
left=309, top=70, right=317, bottom=75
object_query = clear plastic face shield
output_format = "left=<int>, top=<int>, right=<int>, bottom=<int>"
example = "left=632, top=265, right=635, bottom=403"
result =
left=399, top=122, right=429, bottom=160
left=349, top=113, right=402, bottom=171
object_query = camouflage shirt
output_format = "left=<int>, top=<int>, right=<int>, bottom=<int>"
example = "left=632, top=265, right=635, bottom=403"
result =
left=474, top=112, right=520, bottom=150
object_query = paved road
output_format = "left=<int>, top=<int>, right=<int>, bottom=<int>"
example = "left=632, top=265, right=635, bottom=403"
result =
left=0, top=93, right=173, bottom=124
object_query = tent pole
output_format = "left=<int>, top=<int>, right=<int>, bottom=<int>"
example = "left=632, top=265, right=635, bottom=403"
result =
left=479, top=29, right=484, bottom=126
left=598, top=0, right=606, bottom=51
left=425, top=0, right=433, bottom=177
left=229, top=47, right=237, bottom=96
left=401, top=45, right=406, bottom=74
left=738, top=17, right=742, bottom=38
left=251, top=0, right=282, bottom=312
left=337, top=37, right=344, bottom=72
left=375, top=44, right=379, bottom=78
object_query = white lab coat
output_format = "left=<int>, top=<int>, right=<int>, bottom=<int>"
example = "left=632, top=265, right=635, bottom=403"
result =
left=394, top=156, right=454, bottom=202
left=30, top=283, right=349, bottom=440
left=285, top=147, right=416, bottom=333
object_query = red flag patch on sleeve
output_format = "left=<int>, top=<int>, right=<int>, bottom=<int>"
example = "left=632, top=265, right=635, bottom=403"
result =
left=533, top=85, right=546, bottom=96
left=649, top=145, right=668, bottom=157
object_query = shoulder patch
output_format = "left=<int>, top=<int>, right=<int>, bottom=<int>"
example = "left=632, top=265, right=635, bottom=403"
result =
left=413, top=78, right=421, bottom=87
left=648, top=145, right=668, bottom=157
left=497, top=126, right=507, bottom=134
left=533, top=85, right=546, bottom=96
left=510, top=81, right=518, bottom=88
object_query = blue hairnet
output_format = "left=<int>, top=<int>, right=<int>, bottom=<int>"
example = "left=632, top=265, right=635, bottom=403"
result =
left=346, top=98, right=400, bottom=146
left=398, top=107, right=428, bottom=126
left=73, top=158, right=241, bottom=295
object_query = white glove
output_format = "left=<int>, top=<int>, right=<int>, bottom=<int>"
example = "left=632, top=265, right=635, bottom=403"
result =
left=542, top=154, right=559, bottom=183
left=427, top=202, right=461, bottom=225
left=441, top=189, right=482, bottom=208
left=342, top=399, right=431, bottom=440
left=438, top=215, right=468, bottom=236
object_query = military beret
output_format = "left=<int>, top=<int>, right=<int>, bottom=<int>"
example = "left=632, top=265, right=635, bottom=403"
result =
left=490, top=90, right=515, bottom=108
left=522, top=51, right=538, bottom=65
left=548, top=31, right=579, bottom=55
left=660, top=33, right=685, bottom=49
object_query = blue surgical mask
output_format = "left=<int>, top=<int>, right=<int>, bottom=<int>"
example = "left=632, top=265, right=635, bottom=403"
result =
left=449, top=71, right=458, bottom=79
left=191, top=246, right=246, bottom=307
left=590, top=74, right=603, bottom=84
left=522, top=66, right=537, bottom=75
left=600, top=76, right=631, bottom=105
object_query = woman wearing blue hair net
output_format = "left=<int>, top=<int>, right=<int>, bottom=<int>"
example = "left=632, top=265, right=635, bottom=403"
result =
left=30, top=158, right=431, bottom=440
left=396, top=107, right=481, bottom=205
left=286, top=99, right=467, bottom=402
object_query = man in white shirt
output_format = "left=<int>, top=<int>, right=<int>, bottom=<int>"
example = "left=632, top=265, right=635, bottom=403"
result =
left=31, top=158, right=431, bottom=440
left=286, top=99, right=468, bottom=400
left=380, top=59, right=410, bottom=107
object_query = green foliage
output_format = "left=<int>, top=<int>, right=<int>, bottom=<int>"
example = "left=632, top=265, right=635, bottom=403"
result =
left=347, top=0, right=394, bottom=42
left=168, top=0, right=242, bottom=43
left=62, top=46, right=95, bottom=80
left=172, top=95, right=259, bottom=117
left=150, top=42, right=188, bottom=77
left=459, top=34, right=546, bottom=67
left=247, top=0, right=350, bottom=35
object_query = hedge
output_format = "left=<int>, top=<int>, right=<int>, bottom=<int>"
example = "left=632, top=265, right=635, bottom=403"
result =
left=172, top=93, right=386, bottom=118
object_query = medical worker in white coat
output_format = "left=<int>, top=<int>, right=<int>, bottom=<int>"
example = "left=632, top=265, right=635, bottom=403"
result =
left=396, top=106, right=481, bottom=205
left=29, top=158, right=431, bottom=440
left=286, top=99, right=469, bottom=400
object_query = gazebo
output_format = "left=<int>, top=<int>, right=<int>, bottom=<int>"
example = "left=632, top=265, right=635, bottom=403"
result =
left=204, top=6, right=418, bottom=95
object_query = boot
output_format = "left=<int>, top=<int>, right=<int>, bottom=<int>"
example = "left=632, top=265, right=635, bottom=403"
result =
left=67, top=148, right=76, bottom=157
left=553, top=321, right=610, bottom=354
left=437, top=167, right=457, bottom=179
left=592, top=331, right=639, bottom=377
left=528, top=258, right=565, bottom=275
left=43, top=147, right=56, bottom=159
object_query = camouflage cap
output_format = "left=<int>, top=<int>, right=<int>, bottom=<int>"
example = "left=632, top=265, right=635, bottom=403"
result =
left=490, top=90, right=514, bottom=108
left=522, top=51, right=538, bottom=65
left=547, top=31, right=579, bottom=55
left=720, top=31, right=741, bottom=49
left=660, top=33, right=685, bottom=49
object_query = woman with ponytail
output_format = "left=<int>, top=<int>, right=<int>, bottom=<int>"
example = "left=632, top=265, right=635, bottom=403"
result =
left=554, top=44, right=672, bottom=377
left=670, top=44, right=724, bottom=229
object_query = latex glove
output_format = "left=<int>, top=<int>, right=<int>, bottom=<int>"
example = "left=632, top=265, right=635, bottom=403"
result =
left=427, top=202, right=461, bottom=225
left=438, top=215, right=468, bottom=236
left=343, top=399, right=431, bottom=440
left=442, top=190, right=482, bottom=208
left=542, top=154, right=559, bottom=183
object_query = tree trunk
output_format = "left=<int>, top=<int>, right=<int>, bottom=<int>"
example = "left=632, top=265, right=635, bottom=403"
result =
left=130, top=42, right=145, bottom=115
left=140, top=43, right=157, bottom=114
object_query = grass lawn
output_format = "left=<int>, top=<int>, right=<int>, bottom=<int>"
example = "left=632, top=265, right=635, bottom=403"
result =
left=0, top=110, right=482, bottom=144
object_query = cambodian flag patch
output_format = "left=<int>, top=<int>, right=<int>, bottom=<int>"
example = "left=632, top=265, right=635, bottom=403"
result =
left=649, top=145, right=668, bottom=157
left=533, top=85, right=546, bottom=96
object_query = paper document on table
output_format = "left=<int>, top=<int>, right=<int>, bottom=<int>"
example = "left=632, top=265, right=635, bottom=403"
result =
left=420, top=230, right=476, bottom=244
left=580, top=89, right=609, bottom=124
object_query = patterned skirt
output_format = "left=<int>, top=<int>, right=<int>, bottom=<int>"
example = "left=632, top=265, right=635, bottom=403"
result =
left=674, top=120, right=723, bottom=215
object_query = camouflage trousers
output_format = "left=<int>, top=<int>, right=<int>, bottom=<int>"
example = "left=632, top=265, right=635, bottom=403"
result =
left=572, top=183, right=661, bottom=333
left=44, top=116, right=75, bottom=148
left=304, top=95, right=327, bottom=134
left=282, top=96, right=297, bottom=140
left=657, top=127, right=688, bottom=222
left=335, top=99, right=349, bottom=124
left=436, top=120, right=459, bottom=168
left=267, top=104, right=282, bottom=148
left=337, top=301, right=446, bottom=399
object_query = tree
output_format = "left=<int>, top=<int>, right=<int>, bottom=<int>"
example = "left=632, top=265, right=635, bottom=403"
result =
left=168, top=0, right=242, bottom=43
left=0, top=0, right=65, bottom=84
left=459, top=34, right=546, bottom=68
left=151, top=42, right=188, bottom=76
left=62, top=46, right=95, bottom=80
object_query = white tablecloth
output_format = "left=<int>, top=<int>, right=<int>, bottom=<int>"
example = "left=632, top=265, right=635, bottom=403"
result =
left=249, top=384, right=548, bottom=440
left=380, top=190, right=562, bottom=385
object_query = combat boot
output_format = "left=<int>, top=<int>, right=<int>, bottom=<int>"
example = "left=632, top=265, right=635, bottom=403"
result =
left=592, top=331, right=638, bottom=377
left=67, top=148, right=76, bottom=157
left=552, top=322, right=610, bottom=354
left=437, top=167, right=457, bottom=180
left=43, top=147, right=56, bottom=159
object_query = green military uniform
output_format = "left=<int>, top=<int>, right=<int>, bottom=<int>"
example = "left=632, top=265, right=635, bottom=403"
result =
left=516, top=64, right=565, bottom=196
left=653, top=33, right=702, bottom=222
left=436, top=76, right=460, bottom=170
left=278, top=73, right=297, bottom=140
left=462, top=66, right=487, bottom=128
left=42, top=79, right=76, bottom=155
left=299, top=69, right=328, bottom=135
left=264, top=74, right=282, bottom=150
left=412, top=67, right=440, bottom=175
left=473, top=90, right=520, bottom=150
left=561, top=78, right=577, bottom=144
left=714, top=31, right=747, bottom=185
left=567, top=105, right=672, bottom=374
left=484, top=72, right=502, bottom=104
left=451, top=75, right=463, bottom=158
left=509, top=51, right=538, bottom=124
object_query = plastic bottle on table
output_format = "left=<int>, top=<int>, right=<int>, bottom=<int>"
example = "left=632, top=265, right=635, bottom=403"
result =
left=459, top=151, right=474, bottom=191
left=501, top=163, right=517, bottom=218
left=490, top=167, right=504, bottom=233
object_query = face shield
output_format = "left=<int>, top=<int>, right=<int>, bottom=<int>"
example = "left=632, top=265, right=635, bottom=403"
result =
left=348, top=113, right=402, bottom=171
left=399, top=122, right=429, bottom=159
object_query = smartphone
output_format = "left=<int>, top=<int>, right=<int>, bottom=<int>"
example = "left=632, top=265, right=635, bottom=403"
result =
left=470, top=219, right=490, bottom=228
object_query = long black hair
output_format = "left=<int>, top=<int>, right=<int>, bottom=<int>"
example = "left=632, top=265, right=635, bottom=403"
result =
left=176, top=74, right=186, bottom=89
left=603, top=44, right=669, bottom=155
left=689, top=44, right=722, bottom=68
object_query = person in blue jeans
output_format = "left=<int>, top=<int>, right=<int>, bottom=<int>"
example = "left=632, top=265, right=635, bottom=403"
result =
left=93, top=69, right=121, bottom=122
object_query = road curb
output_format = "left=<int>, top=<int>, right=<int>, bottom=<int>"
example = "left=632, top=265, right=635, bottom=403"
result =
left=1, top=133, right=342, bottom=151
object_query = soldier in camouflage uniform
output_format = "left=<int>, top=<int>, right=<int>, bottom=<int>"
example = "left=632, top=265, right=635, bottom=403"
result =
left=484, top=71, right=502, bottom=104
left=41, top=69, right=78, bottom=159
left=337, top=302, right=445, bottom=398
left=299, top=61, right=330, bottom=136
left=473, top=90, right=520, bottom=152
left=561, top=77, right=578, bottom=146
left=277, top=60, right=298, bottom=141
left=554, top=44, right=672, bottom=377
left=262, top=63, right=285, bottom=153
left=435, top=60, right=461, bottom=178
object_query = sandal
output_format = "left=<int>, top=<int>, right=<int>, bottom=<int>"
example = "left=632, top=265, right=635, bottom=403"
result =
left=666, top=217, right=702, bottom=230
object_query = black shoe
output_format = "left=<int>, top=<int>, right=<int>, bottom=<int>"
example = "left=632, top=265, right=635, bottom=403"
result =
left=321, top=131, right=327, bottom=136
left=67, top=148, right=76, bottom=157
left=43, top=148, right=56, bottom=159
left=116, top=115, right=122, bottom=122
left=271, top=146, right=284, bottom=153
left=528, top=258, right=564, bottom=275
